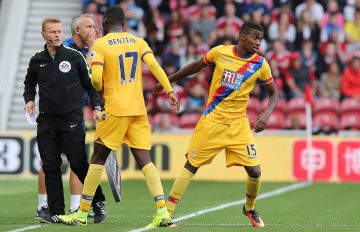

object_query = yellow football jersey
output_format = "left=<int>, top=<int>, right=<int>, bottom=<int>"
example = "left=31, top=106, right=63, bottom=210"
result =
left=91, top=32, right=153, bottom=116
left=203, top=45, right=273, bottom=124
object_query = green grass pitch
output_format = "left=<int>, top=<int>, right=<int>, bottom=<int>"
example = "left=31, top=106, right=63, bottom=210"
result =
left=1, top=179, right=359, bottom=232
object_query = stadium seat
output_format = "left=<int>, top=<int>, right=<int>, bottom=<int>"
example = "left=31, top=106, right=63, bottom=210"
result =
left=313, top=111, right=339, bottom=130
left=261, top=97, right=287, bottom=113
left=285, top=112, right=307, bottom=129
left=152, top=113, right=179, bottom=128
left=179, top=113, right=202, bottom=128
left=287, top=97, right=306, bottom=115
left=313, top=97, right=339, bottom=115
left=340, top=97, right=360, bottom=115
left=247, top=97, right=261, bottom=114
left=266, top=111, right=286, bottom=129
left=340, top=112, right=360, bottom=130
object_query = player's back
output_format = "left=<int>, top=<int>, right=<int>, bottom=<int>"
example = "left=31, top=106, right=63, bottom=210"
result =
left=93, top=32, right=151, bottom=116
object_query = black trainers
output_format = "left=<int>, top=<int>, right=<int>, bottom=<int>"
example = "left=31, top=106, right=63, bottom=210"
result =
left=40, top=215, right=63, bottom=224
left=242, top=205, right=265, bottom=228
left=35, top=205, right=50, bottom=219
left=93, top=201, right=106, bottom=224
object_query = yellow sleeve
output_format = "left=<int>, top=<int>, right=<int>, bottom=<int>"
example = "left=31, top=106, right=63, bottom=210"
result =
left=142, top=52, right=173, bottom=94
left=259, top=58, right=273, bottom=85
left=203, top=45, right=221, bottom=65
left=90, top=41, right=104, bottom=91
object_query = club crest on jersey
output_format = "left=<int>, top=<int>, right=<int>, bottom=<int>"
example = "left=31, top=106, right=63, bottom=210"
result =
left=59, top=61, right=71, bottom=73
left=221, top=69, right=243, bottom=90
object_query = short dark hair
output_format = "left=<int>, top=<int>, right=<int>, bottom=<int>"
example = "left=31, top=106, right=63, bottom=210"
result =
left=240, top=21, right=264, bottom=34
left=103, top=6, right=125, bottom=26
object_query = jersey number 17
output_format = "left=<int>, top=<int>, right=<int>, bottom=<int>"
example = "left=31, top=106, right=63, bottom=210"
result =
left=118, top=52, right=138, bottom=84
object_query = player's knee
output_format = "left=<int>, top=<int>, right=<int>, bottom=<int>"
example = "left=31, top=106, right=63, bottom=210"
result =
left=248, top=169, right=261, bottom=179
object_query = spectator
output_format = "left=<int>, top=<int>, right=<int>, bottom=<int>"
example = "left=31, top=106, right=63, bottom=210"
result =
left=341, top=50, right=360, bottom=98
left=216, top=2, right=243, bottom=39
left=165, top=9, right=188, bottom=42
left=317, top=41, right=346, bottom=75
left=266, top=40, right=291, bottom=75
left=320, top=0, right=345, bottom=29
left=180, top=43, right=200, bottom=69
left=295, top=0, right=324, bottom=26
left=299, top=39, right=318, bottom=73
left=285, top=52, right=317, bottom=98
left=161, top=39, right=181, bottom=71
left=268, top=11, right=296, bottom=49
left=119, top=0, right=146, bottom=37
left=295, top=8, right=321, bottom=48
left=344, top=8, right=360, bottom=50
left=319, top=62, right=342, bottom=99
left=190, top=4, right=217, bottom=45
left=320, top=12, right=345, bottom=43
left=344, top=0, right=360, bottom=21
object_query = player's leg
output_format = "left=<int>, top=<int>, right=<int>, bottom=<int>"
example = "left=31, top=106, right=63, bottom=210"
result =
left=61, top=124, right=108, bottom=224
left=36, top=167, right=50, bottom=219
left=243, top=165, right=264, bottom=228
left=166, top=161, right=197, bottom=217
left=60, top=114, right=128, bottom=226
left=225, top=118, right=264, bottom=228
left=125, top=115, right=172, bottom=228
left=167, top=116, right=223, bottom=217
left=69, top=170, right=82, bottom=213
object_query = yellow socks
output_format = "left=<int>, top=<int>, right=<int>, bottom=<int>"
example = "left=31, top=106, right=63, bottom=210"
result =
left=141, top=163, right=166, bottom=209
left=245, top=176, right=261, bottom=211
left=79, top=164, right=104, bottom=213
left=166, top=167, right=195, bottom=216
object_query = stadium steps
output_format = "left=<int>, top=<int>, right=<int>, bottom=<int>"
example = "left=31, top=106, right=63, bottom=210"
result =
left=7, top=0, right=82, bottom=130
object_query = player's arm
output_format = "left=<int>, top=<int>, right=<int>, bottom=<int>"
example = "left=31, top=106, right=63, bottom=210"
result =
left=152, top=58, right=207, bottom=95
left=142, top=53, right=180, bottom=112
left=142, top=53, right=173, bottom=94
left=254, top=82, right=278, bottom=133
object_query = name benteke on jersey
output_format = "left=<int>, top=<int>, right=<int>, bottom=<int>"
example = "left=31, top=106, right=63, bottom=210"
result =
left=108, top=37, right=136, bottom=45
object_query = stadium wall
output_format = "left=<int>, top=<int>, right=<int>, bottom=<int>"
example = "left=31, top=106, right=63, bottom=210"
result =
left=0, top=131, right=359, bottom=182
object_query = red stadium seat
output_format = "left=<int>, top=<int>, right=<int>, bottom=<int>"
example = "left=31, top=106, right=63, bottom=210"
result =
left=261, top=97, right=287, bottom=113
left=340, top=112, right=360, bottom=130
left=287, top=97, right=306, bottom=115
left=247, top=97, right=261, bottom=114
left=340, top=98, right=360, bottom=115
left=313, top=97, right=339, bottom=115
left=152, top=113, right=179, bottom=127
left=285, top=112, right=307, bottom=129
left=266, top=111, right=286, bottom=129
left=179, top=113, right=202, bottom=128
left=313, top=112, right=339, bottom=130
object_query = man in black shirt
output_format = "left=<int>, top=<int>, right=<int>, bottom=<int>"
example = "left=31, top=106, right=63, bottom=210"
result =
left=23, top=17, right=106, bottom=223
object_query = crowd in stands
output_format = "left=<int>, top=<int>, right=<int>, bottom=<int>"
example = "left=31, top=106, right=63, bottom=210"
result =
left=82, top=0, right=360, bottom=133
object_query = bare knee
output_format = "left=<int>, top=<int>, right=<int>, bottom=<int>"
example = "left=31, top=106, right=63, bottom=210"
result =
left=244, top=165, right=261, bottom=179
left=90, top=141, right=111, bottom=165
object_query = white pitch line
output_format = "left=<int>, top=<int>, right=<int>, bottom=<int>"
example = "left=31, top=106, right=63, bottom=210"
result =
left=129, top=182, right=312, bottom=232
left=7, top=225, right=43, bottom=232
left=182, top=223, right=360, bottom=227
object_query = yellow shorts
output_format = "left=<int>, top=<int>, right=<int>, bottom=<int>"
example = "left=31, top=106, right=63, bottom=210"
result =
left=187, top=116, right=260, bottom=168
left=94, top=112, right=151, bottom=151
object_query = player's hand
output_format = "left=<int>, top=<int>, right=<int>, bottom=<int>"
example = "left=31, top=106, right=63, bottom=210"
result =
left=168, top=92, right=180, bottom=112
left=152, top=83, right=164, bottom=95
left=93, top=109, right=102, bottom=120
left=253, top=110, right=271, bottom=133
left=24, top=101, right=35, bottom=115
